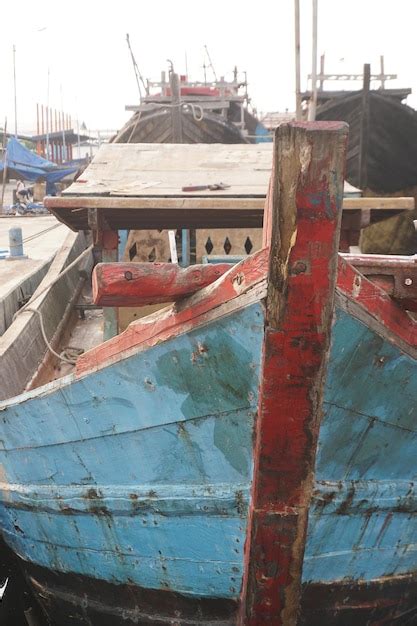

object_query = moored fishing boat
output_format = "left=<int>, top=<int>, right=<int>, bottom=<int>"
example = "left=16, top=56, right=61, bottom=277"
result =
left=0, top=122, right=416, bottom=625
left=114, top=68, right=268, bottom=145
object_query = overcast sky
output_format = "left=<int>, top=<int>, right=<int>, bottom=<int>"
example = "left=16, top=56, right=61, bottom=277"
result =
left=1, top=0, right=416, bottom=134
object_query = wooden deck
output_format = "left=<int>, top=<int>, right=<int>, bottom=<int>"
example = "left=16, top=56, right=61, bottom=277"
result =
left=44, top=143, right=414, bottom=232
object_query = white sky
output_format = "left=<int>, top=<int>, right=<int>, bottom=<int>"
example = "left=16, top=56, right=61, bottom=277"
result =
left=1, top=0, right=416, bottom=134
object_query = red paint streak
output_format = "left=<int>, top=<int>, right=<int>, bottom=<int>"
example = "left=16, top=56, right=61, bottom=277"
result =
left=93, top=262, right=231, bottom=307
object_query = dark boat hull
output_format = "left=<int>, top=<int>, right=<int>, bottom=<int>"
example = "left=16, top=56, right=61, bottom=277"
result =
left=114, top=109, right=249, bottom=144
left=18, top=560, right=417, bottom=626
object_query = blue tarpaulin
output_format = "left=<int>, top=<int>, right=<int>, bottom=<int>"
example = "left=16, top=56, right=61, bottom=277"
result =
left=0, top=137, right=77, bottom=183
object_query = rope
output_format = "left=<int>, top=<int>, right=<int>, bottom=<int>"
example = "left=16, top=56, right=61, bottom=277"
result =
left=13, top=244, right=93, bottom=320
left=185, top=103, right=204, bottom=122
left=22, top=222, right=62, bottom=244
left=12, top=244, right=93, bottom=364
left=22, top=308, right=79, bottom=365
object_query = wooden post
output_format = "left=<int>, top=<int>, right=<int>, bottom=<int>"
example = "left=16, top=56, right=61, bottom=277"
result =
left=294, top=0, right=302, bottom=120
left=380, top=55, right=385, bottom=89
left=88, top=208, right=120, bottom=340
left=358, top=63, right=371, bottom=190
left=181, top=229, right=190, bottom=266
left=240, top=121, right=348, bottom=625
left=1, top=118, right=8, bottom=213
left=319, top=53, right=325, bottom=90
left=102, top=231, right=119, bottom=340
left=118, top=229, right=129, bottom=260
left=170, top=71, right=183, bottom=142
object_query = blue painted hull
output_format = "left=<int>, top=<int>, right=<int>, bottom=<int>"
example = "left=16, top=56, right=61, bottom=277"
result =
left=0, top=301, right=416, bottom=623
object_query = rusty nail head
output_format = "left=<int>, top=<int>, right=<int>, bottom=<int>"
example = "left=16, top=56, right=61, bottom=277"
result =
left=125, top=271, right=133, bottom=281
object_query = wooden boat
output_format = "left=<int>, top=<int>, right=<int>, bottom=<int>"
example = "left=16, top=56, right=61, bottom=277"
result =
left=113, top=70, right=268, bottom=145
left=315, top=86, right=417, bottom=194
left=0, top=122, right=416, bottom=625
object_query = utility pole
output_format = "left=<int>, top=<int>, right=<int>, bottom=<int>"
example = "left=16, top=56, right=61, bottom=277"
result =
left=46, top=68, right=50, bottom=159
left=294, top=0, right=302, bottom=120
left=308, top=0, right=318, bottom=121
left=13, top=45, right=17, bottom=137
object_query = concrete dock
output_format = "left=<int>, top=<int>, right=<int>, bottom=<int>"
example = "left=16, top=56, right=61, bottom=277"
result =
left=0, top=216, right=70, bottom=334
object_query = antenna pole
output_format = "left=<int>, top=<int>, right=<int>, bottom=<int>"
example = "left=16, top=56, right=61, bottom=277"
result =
left=204, top=45, right=217, bottom=81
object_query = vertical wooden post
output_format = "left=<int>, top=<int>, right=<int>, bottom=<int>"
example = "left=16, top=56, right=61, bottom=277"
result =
left=88, top=208, right=119, bottom=340
left=358, top=63, right=371, bottom=190
left=170, top=71, right=183, bottom=142
left=181, top=229, right=190, bottom=267
left=240, top=121, right=348, bottom=625
left=319, top=53, right=325, bottom=90
left=380, top=55, right=385, bottom=89
left=294, top=0, right=302, bottom=121
left=102, top=230, right=119, bottom=340
left=118, top=230, right=129, bottom=260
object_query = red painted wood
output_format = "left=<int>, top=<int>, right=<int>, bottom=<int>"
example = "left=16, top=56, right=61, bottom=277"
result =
left=241, top=122, right=348, bottom=625
left=76, top=247, right=269, bottom=375
left=339, top=253, right=417, bottom=311
left=92, top=262, right=232, bottom=306
left=337, top=256, right=417, bottom=346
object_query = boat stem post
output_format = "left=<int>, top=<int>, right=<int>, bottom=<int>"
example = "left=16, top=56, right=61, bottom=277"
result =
left=240, top=121, right=348, bottom=625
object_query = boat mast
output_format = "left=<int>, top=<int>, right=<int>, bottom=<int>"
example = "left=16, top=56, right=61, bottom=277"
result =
left=126, top=33, right=147, bottom=101
left=204, top=45, right=217, bottom=82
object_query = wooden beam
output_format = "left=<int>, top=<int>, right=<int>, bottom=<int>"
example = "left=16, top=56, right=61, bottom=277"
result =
left=92, top=262, right=231, bottom=307
left=240, top=122, right=348, bottom=624
left=170, top=71, right=183, bottom=142
left=46, top=195, right=414, bottom=212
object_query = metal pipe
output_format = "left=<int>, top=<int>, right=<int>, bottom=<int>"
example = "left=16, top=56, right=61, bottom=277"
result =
left=294, top=0, right=302, bottom=120
left=308, top=0, right=318, bottom=121
left=13, top=45, right=17, bottom=137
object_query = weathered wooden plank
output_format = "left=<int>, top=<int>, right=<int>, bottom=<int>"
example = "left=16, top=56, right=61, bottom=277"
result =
left=240, top=121, right=348, bottom=625
left=45, top=195, right=414, bottom=211
left=93, top=262, right=231, bottom=306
